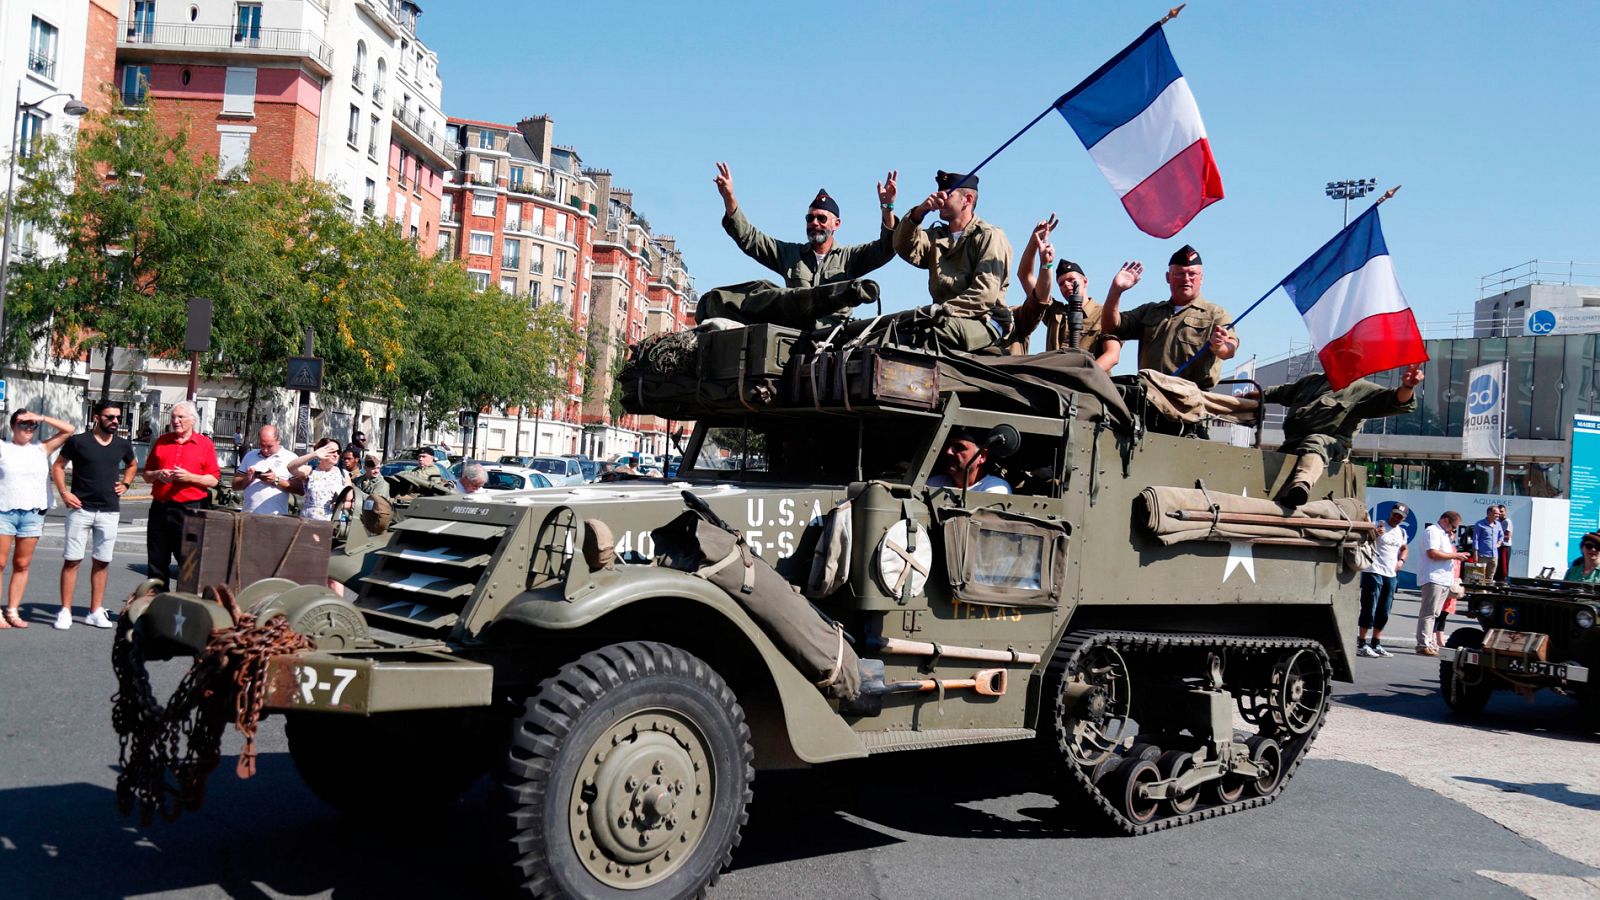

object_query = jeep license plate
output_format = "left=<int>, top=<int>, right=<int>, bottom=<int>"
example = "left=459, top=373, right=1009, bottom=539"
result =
left=1505, top=658, right=1567, bottom=679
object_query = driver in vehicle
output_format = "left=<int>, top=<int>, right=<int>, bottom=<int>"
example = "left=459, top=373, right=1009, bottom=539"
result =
left=927, top=427, right=1012, bottom=494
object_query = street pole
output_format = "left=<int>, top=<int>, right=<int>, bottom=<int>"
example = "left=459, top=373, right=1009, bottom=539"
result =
left=1498, top=359, right=1508, bottom=494
left=296, top=328, right=314, bottom=452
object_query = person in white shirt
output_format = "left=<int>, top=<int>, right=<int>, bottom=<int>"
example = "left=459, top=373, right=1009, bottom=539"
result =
left=1357, top=504, right=1410, bottom=658
left=0, top=410, right=76, bottom=629
left=926, top=428, right=1012, bottom=495
left=1417, top=510, right=1471, bottom=655
left=460, top=463, right=493, bottom=498
left=231, top=425, right=299, bottom=515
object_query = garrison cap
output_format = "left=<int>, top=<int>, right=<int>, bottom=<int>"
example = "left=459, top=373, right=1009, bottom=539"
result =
left=1169, top=244, right=1202, bottom=266
left=950, top=425, right=992, bottom=445
left=935, top=170, right=978, bottom=192
left=1055, top=259, right=1085, bottom=278
left=809, top=188, right=840, bottom=217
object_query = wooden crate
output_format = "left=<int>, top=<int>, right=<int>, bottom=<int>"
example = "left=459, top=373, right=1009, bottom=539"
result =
left=1483, top=628, right=1550, bottom=661
left=176, top=509, right=334, bottom=594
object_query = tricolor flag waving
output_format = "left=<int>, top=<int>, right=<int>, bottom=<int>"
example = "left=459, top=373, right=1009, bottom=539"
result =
left=1281, top=205, right=1428, bottom=390
left=1055, top=23, right=1223, bottom=238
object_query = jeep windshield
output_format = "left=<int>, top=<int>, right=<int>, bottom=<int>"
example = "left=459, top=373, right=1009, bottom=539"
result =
left=684, top=415, right=940, bottom=484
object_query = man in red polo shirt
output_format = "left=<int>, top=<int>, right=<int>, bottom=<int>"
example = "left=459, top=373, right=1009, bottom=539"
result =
left=140, top=400, right=221, bottom=589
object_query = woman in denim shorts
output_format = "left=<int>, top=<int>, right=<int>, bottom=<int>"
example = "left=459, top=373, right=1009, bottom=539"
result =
left=0, top=409, right=77, bottom=628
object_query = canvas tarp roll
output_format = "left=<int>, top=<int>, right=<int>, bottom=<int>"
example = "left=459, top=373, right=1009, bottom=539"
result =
left=1136, top=485, right=1369, bottom=546
left=1138, top=370, right=1260, bottom=424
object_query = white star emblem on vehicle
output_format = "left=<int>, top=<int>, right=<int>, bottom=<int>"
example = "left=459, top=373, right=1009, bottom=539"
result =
left=1222, top=486, right=1256, bottom=584
left=173, top=606, right=187, bottom=633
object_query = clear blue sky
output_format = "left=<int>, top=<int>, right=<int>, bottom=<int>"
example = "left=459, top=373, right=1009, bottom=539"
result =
left=424, top=0, right=1600, bottom=368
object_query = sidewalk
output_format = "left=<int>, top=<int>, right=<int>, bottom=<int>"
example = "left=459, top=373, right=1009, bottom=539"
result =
left=34, top=516, right=148, bottom=555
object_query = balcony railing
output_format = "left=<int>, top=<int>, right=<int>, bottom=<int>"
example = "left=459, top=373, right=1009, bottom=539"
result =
left=118, top=22, right=334, bottom=71
left=504, top=218, right=520, bottom=232
left=28, top=52, right=56, bottom=81
left=555, top=229, right=572, bottom=243
left=352, top=66, right=366, bottom=89
left=530, top=262, right=545, bottom=274
left=502, top=257, right=520, bottom=270
left=363, top=199, right=376, bottom=215
left=391, top=105, right=448, bottom=157
left=469, top=173, right=496, bottom=187
left=120, top=88, right=147, bottom=107
left=372, top=84, right=386, bottom=108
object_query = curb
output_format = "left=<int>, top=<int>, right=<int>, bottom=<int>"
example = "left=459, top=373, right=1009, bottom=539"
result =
left=34, top=537, right=147, bottom=554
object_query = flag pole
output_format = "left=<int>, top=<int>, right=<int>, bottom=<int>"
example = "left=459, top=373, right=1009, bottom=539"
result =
left=947, top=4, right=1189, bottom=194
left=1169, top=184, right=1404, bottom=378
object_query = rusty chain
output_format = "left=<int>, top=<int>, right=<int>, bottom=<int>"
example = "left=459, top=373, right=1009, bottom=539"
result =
left=111, top=584, right=314, bottom=825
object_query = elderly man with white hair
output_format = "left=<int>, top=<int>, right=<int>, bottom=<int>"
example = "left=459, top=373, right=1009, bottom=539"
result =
left=460, top=462, right=492, bottom=498
left=140, top=401, right=220, bottom=589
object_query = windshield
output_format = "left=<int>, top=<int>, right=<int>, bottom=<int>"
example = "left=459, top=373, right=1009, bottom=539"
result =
left=528, top=458, right=566, bottom=474
left=689, top=418, right=938, bottom=484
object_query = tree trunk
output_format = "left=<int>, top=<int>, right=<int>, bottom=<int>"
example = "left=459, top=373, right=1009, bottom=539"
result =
left=99, top=341, right=115, bottom=400
left=244, top=380, right=259, bottom=435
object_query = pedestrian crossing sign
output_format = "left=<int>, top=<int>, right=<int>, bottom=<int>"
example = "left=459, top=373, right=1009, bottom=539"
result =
left=285, top=357, right=323, bottom=392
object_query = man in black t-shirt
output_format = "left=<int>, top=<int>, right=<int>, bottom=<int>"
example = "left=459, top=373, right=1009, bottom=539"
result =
left=50, top=400, right=138, bottom=630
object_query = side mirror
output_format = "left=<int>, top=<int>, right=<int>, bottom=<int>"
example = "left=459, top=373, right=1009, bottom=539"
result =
left=986, top=424, right=1021, bottom=460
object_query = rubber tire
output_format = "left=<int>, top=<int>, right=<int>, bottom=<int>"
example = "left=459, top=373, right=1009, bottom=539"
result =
left=1440, top=627, right=1494, bottom=717
left=1156, top=750, right=1200, bottom=814
left=1244, top=736, right=1284, bottom=797
left=286, top=708, right=502, bottom=817
left=1104, top=757, right=1162, bottom=825
left=494, top=641, right=753, bottom=900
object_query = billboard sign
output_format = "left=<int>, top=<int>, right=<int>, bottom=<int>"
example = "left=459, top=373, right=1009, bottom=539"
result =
left=1461, top=362, right=1505, bottom=460
left=1568, top=414, right=1600, bottom=555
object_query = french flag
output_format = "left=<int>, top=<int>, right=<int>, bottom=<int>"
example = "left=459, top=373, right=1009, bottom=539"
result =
left=1282, top=206, right=1428, bottom=390
left=1054, top=24, right=1223, bottom=238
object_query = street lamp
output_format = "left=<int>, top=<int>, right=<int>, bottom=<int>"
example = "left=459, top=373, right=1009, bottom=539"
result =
left=1324, top=178, right=1377, bottom=227
left=0, top=86, right=90, bottom=379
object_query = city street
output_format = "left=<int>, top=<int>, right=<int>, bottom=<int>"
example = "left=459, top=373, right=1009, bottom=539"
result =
left=0, top=552, right=1596, bottom=899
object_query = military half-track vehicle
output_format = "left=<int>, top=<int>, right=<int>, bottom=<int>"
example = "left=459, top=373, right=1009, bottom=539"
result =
left=120, top=320, right=1369, bottom=898
left=1440, top=576, right=1598, bottom=723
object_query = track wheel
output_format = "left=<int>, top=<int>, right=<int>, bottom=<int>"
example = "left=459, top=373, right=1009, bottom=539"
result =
left=494, top=641, right=753, bottom=899
left=1207, top=753, right=1247, bottom=805
left=1268, top=649, right=1330, bottom=735
left=1244, top=737, right=1284, bottom=797
left=1088, top=754, right=1124, bottom=786
left=1105, top=757, right=1162, bottom=825
left=1156, top=750, right=1200, bottom=814
left=1440, top=628, right=1493, bottom=717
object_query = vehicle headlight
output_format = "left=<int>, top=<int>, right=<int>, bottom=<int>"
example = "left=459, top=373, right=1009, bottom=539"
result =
left=1578, top=609, right=1596, bottom=630
left=1476, top=598, right=1497, bottom=618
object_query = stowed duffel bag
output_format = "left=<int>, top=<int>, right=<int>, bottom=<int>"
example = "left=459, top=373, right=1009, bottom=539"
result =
left=652, top=492, right=861, bottom=701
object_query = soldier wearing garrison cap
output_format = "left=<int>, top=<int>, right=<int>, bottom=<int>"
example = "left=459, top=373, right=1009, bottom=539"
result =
left=1100, top=243, right=1239, bottom=391
left=1008, top=213, right=1121, bottom=370
left=893, top=170, right=1014, bottom=353
left=703, top=162, right=899, bottom=329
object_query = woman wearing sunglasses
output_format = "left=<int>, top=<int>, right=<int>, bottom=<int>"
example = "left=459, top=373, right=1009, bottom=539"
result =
left=0, top=409, right=77, bottom=628
left=1565, top=533, right=1600, bottom=584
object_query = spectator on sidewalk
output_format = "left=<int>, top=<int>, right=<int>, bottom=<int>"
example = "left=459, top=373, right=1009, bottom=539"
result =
left=1565, top=533, right=1600, bottom=583
left=141, top=401, right=220, bottom=590
left=1357, top=504, right=1409, bottom=658
left=1472, top=507, right=1503, bottom=582
left=1418, top=510, right=1471, bottom=656
left=1497, top=504, right=1512, bottom=583
left=0, top=410, right=77, bottom=629
left=232, top=425, right=299, bottom=515
left=291, top=438, right=350, bottom=522
left=50, top=400, right=137, bottom=630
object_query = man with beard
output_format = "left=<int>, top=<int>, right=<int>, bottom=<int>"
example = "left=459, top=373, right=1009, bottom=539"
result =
left=893, top=170, right=1014, bottom=353
left=698, top=163, right=896, bottom=330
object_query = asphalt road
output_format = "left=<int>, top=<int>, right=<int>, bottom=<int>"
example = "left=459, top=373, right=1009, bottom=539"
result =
left=1, top=553, right=1596, bottom=899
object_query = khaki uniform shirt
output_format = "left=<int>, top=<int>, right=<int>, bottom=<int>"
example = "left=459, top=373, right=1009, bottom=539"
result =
left=1012, top=296, right=1112, bottom=353
left=1112, top=296, right=1234, bottom=390
left=892, top=215, right=1012, bottom=318
left=721, top=208, right=895, bottom=288
left=1264, top=374, right=1417, bottom=462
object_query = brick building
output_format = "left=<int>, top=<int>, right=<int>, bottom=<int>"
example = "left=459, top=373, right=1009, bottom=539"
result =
left=113, top=0, right=447, bottom=249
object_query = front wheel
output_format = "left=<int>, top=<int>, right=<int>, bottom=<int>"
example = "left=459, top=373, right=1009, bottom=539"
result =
left=1440, top=628, right=1494, bottom=717
left=494, top=641, right=753, bottom=899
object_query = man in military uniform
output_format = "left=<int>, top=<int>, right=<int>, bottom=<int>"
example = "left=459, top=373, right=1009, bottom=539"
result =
left=1009, top=214, right=1121, bottom=371
left=1100, top=245, right=1239, bottom=390
left=893, top=170, right=1014, bottom=353
left=700, top=162, right=896, bottom=329
left=1259, top=363, right=1423, bottom=507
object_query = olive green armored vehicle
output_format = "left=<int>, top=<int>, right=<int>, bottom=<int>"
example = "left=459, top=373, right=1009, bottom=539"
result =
left=1441, top=576, right=1598, bottom=723
left=120, top=319, right=1368, bottom=898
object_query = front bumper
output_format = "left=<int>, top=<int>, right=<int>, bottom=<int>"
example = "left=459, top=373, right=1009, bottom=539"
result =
left=1444, top=646, right=1590, bottom=685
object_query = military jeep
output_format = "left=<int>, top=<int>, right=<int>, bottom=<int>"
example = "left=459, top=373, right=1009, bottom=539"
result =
left=1440, top=577, right=1599, bottom=723
left=120, top=322, right=1367, bottom=898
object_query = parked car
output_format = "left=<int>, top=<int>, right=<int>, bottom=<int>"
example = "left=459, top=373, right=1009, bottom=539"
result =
left=482, top=465, right=553, bottom=491
left=517, top=456, right=584, bottom=487
left=577, top=459, right=600, bottom=483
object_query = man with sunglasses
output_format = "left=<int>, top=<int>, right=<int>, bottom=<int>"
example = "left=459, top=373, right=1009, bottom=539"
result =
left=702, top=163, right=895, bottom=329
left=50, top=400, right=137, bottom=629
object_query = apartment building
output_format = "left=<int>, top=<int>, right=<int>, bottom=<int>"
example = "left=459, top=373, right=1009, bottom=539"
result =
left=438, top=114, right=602, bottom=457
left=113, top=0, right=445, bottom=248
